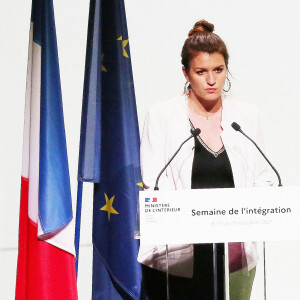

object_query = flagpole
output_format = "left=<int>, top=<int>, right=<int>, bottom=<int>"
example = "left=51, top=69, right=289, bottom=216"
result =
left=75, top=180, right=83, bottom=276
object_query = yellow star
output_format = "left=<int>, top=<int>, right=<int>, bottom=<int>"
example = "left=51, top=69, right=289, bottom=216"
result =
left=100, top=193, right=119, bottom=221
left=137, top=182, right=143, bottom=188
left=117, top=36, right=129, bottom=58
left=101, top=53, right=107, bottom=72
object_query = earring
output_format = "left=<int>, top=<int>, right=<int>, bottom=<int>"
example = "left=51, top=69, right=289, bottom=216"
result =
left=223, top=76, right=231, bottom=92
left=184, top=81, right=191, bottom=95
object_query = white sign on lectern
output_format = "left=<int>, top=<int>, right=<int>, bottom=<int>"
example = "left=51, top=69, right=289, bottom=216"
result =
left=139, top=187, right=300, bottom=245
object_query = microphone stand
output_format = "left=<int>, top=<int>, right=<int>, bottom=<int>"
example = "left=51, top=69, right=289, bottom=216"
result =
left=154, top=128, right=200, bottom=190
left=231, top=122, right=282, bottom=187
left=231, top=122, right=283, bottom=300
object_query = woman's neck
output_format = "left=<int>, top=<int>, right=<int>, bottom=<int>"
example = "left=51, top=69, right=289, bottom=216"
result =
left=188, top=92, right=222, bottom=115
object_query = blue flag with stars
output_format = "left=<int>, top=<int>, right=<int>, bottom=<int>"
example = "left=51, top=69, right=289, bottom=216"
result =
left=77, top=0, right=143, bottom=299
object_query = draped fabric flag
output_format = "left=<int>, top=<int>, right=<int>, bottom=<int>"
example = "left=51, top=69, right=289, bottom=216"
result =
left=15, top=0, right=77, bottom=299
left=77, top=0, right=143, bottom=298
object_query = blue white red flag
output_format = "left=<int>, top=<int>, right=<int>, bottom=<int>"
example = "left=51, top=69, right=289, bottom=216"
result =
left=15, top=0, right=77, bottom=299
left=77, top=0, right=143, bottom=298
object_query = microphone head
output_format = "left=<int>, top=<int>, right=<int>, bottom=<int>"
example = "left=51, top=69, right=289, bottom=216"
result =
left=231, top=122, right=241, bottom=131
left=191, top=128, right=201, bottom=136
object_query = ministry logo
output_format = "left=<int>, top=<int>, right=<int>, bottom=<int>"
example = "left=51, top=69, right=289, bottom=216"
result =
left=145, top=197, right=157, bottom=203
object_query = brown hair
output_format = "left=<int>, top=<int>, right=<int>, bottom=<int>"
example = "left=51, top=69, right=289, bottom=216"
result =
left=181, top=20, right=229, bottom=70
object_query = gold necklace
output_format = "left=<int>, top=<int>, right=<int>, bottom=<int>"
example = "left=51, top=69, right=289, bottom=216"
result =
left=197, top=111, right=217, bottom=120
left=187, top=95, right=222, bottom=120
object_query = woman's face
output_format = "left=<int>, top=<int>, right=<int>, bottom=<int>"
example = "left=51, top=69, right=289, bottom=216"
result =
left=183, top=51, right=227, bottom=102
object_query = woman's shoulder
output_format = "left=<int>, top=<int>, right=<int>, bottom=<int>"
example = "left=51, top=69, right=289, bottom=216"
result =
left=146, top=94, right=186, bottom=116
left=224, top=95, right=257, bottom=112
left=222, top=95, right=262, bottom=137
left=223, top=95, right=259, bottom=121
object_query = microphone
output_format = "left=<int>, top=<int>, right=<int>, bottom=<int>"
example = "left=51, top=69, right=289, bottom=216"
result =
left=191, top=128, right=201, bottom=136
left=231, top=122, right=282, bottom=187
left=154, top=128, right=201, bottom=190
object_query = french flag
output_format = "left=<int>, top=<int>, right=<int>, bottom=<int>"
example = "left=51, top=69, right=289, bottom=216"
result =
left=15, top=0, right=78, bottom=299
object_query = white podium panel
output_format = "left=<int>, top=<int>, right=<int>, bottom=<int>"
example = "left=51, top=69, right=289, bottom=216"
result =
left=139, top=187, right=300, bottom=245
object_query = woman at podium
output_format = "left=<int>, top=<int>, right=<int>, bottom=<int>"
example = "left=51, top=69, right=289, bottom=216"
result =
left=138, top=20, right=270, bottom=300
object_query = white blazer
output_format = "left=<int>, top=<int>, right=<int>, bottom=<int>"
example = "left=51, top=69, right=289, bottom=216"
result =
left=138, top=94, right=272, bottom=277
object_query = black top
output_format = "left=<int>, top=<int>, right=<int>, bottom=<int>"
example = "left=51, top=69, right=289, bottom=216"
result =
left=191, top=135, right=235, bottom=300
left=191, top=136, right=235, bottom=189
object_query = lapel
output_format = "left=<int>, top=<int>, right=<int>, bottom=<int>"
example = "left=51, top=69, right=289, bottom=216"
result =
left=167, top=95, right=194, bottom=189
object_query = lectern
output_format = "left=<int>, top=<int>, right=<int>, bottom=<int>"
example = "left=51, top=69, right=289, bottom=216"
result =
left=138, top=187, right=300, bottom=300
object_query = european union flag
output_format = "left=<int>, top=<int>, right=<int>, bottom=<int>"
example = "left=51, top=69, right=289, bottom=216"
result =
left=77, top=0, right=143, bottom=299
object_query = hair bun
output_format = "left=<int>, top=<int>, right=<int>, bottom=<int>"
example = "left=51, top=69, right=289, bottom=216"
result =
left=188, top=20, right=214, bottom=37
